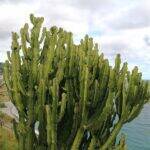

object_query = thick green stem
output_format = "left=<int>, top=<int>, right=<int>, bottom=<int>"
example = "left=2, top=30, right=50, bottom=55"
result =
left=101, top=119, right=123, bottom=150
left=71, top=127, right=84, bottom=150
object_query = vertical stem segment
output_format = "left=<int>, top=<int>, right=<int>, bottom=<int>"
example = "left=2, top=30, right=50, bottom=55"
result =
left=71, top=127, right=84, bottom=150
left=100, top=119, right=123, bottom=150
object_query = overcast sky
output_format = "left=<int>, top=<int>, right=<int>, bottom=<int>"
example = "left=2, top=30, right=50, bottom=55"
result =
left=0, top=0, right=150, bottom=79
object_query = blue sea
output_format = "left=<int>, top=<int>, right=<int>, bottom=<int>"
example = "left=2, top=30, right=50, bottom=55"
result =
left=118, top=104, right=150, bottom=150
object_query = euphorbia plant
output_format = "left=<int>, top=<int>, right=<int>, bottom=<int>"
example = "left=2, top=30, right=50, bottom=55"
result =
left=3, top=14, right=149, bottom=150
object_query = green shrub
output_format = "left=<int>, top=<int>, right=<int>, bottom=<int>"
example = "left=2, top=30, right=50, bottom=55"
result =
left=0, top=62, right=3, bottom=74
left=0, top=103, right=6, bottom=108
left=0, top=127, right=18, bottom=150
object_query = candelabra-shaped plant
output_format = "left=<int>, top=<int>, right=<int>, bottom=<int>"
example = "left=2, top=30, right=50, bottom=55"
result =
left=3, top=14, right=149, bottom=150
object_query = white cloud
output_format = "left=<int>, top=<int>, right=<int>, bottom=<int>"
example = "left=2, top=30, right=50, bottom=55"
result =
left=0, top=0, right=149, bottom=79
left=0, top=1, right=39, bottom=56
left=94, top=27, right=150, bottom=79
left=108, top=0, right=150, bottom=29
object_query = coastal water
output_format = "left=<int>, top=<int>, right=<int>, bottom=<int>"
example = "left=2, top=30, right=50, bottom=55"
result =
left=118, top=104, right=150, bottom=150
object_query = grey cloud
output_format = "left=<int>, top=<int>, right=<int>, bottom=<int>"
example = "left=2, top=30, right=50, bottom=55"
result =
left=68, top=0, right=124, bottom=12
left=101, top=41, right=148, bottom=65
left=0, top=29, right=10, bottom=40
left=109, top=2, right=150, bottom=30
left=0, top=0, right=19, bottom=3
left=0, top=19, right=17, bottom=40
left=70, top=0, right=111, bottom=10
left=100, top=41, right=129, bottom=64
left=102, top=41, right=129, bottom=53
left=144, top=36, right=150, bottom=46
left=0, top=0, right=30, bottom=4
left=0, top=38, right=11, bottom=53
left=37, top=0, right=121, bottom=26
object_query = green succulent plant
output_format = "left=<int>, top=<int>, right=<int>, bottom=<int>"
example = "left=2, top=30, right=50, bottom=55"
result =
left=3, top=14, right=149, bottom=150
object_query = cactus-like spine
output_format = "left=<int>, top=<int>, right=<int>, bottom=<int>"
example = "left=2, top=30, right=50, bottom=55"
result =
left=3, top=14, right=149, bottom=150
